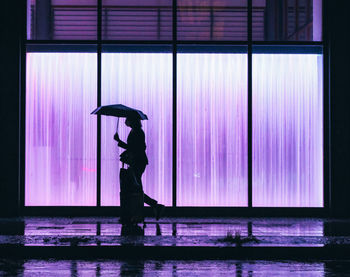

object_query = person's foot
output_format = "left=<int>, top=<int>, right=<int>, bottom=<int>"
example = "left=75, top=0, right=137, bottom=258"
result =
left=153, top=204, right=165, bottom=221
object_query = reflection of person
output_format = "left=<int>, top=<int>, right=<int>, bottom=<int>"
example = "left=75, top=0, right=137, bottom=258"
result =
left=114, top=116, right=165, bottom=220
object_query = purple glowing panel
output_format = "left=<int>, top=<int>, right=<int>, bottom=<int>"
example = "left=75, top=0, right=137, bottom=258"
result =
left=252, top=54, right=323, bottom=207
left=101, top=53, right=172, bottom=206
left=177, top=53, right=248, bottom=206
left=25, top=53, right=97, bottom=206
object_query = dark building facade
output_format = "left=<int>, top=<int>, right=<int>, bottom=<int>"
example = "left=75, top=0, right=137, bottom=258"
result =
left=0, top=0, right=349, bottom=216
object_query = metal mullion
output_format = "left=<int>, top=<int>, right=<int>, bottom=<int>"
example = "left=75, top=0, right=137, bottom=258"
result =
left=248, top=0, right=253, bottom=208
left=97, top=0, right=102, bottom=207
left=172, top=0, right=177, bottom=207
left=323, top=0, right=330, bottom=211
left=20, top=0, right=28, bottom=211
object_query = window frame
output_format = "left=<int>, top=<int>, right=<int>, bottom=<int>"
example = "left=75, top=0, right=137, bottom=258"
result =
left=21, top=0, right=329, bottom=214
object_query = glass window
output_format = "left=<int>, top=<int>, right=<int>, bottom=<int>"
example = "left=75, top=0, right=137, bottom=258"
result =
left=102, top=0, right=172, bottom=40
left=25, top=0, right=325, bottom=208
left=25, top=52, right=97, bottom=206
left=101, top=51, right=173, bottom=206
left=177, top=0, right=248, bottom=41
left=27, top=0, right=97, bottom=40
left=252, top=50, right=323, bottom=207
left=177, top=50, right=248, bottom=206
left=252, top=0, right=322, bottom=41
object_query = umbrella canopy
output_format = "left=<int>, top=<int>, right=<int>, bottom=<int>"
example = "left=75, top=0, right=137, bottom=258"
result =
left=91, top=104, right=148, bottom=120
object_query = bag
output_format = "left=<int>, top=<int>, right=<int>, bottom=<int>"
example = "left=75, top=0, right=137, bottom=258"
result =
left=119, top=167, right=144, bottom=224
left=119, top=167, right=142, bottom=193
left=120, top=150, right=133, bottom=165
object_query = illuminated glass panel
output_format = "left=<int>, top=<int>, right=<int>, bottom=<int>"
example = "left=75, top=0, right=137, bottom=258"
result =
left=177, top=53, right=248, bottom=206
left=252, top=53, right=323, bottom=207
left=101, top=53, right=172, bottom=206
left=25, top=53, right=97, bottom=206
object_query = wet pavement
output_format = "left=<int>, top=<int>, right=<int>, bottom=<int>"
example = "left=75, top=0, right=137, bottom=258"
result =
left=0, top=217, right=345, bottom=246
left=1, top=217, right=350, bottom=259
left=1, top=259, right=350, bottom=276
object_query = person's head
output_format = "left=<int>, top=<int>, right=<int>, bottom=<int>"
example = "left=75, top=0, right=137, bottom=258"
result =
left=125, top=116, right=142, bottom=129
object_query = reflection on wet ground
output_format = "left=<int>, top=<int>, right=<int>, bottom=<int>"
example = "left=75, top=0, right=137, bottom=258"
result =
left=1, top=217, right=350, bottom=247
left=1, top=259, right=350, bottom=276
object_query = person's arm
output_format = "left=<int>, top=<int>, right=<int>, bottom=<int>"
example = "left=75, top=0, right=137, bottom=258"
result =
left=118, top=140, right=128, bottom=149
left=114, top=132, right=128, bottom=149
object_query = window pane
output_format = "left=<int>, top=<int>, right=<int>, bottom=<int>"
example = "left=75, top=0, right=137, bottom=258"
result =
left=177, top=53, right=248, bottom=206
left=101, top=52, right=172, bottom=206
left=25, top=53, right=97, bottom=206
left=27, top=0, right=97, bottom=40
left=102, top=0, right=172, bottom=40
left=252, top=0, right=322, bottom=41
left=177, top=0, right=248, bottom=41
left=253, top=53, right=323, bottom=207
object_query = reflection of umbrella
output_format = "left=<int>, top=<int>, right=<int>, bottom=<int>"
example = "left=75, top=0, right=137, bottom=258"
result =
left=91, top=104, right=148, bottom=120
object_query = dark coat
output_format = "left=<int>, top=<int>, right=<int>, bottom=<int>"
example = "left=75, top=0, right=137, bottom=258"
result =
left=118, top=128, right=148, bottom=166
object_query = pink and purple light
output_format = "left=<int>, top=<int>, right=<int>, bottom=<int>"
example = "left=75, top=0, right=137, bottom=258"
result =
left=25, top=53, right=97, bottom=206
left=252, top=54, right=323, bottom=207
left=25, top=52, right=323, bottom=207
left=177, top=53, right=248, bottom=206
left=101, top=53, right=173, bottom=206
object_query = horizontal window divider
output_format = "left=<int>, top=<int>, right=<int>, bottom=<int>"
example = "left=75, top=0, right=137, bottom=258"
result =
left=102, top=45, right=173, bottom=52
left=25, top=44, right=324, bottom=55
left=252, top=45, right=323, bottom=54
left=175, top=40, right=248, bottom=44
left=177, top=45, right=247, bottom=53
left=251, top=41, right=323, bottom=45
left=26, top=44, right=98, bottom=52
left=177, top=6, right=248, bottom=10
left=22, top=206, right=329, bottom=217
left=101, top=40, right=174, bottom=45
left=26, top=40, right=99, bottom=44
left=26, top=40, right=323, bottom=45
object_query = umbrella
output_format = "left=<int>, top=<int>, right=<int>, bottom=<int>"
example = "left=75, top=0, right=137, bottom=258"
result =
left=91, top=104, right=148, bottom=131
left=91, top=104, right=148, bottom=120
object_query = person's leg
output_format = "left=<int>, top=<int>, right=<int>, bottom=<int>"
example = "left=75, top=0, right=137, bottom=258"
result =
left=132, top=164, right=157, bottom=207
left=143, top=193, right=157, bottom=207
left=131, top=163, right=146, bottom=188
left=133, top=163, right=165, bottom=220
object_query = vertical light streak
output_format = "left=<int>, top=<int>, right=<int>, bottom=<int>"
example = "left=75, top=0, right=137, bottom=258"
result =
left=25, top=53, right=97, bottom=206
left=252, top=54, right=323, bottom=207
left=177, top=53, right=248, bottom=206
left=101, top=53, right=173, bottom=206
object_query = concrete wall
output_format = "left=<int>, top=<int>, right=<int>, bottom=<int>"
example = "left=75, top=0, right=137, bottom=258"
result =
left=329, top=0, right=350, bottom=216
left=0, top=1, right=23, bottom=216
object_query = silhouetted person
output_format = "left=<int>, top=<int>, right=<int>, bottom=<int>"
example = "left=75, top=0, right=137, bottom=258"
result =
left=121, top=224, right=144, bottom=236
left=114, top=116, right=165, bottom=220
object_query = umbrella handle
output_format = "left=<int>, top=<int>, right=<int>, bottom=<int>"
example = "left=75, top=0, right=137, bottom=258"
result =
left=116, top=118, right=119, bottom=133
